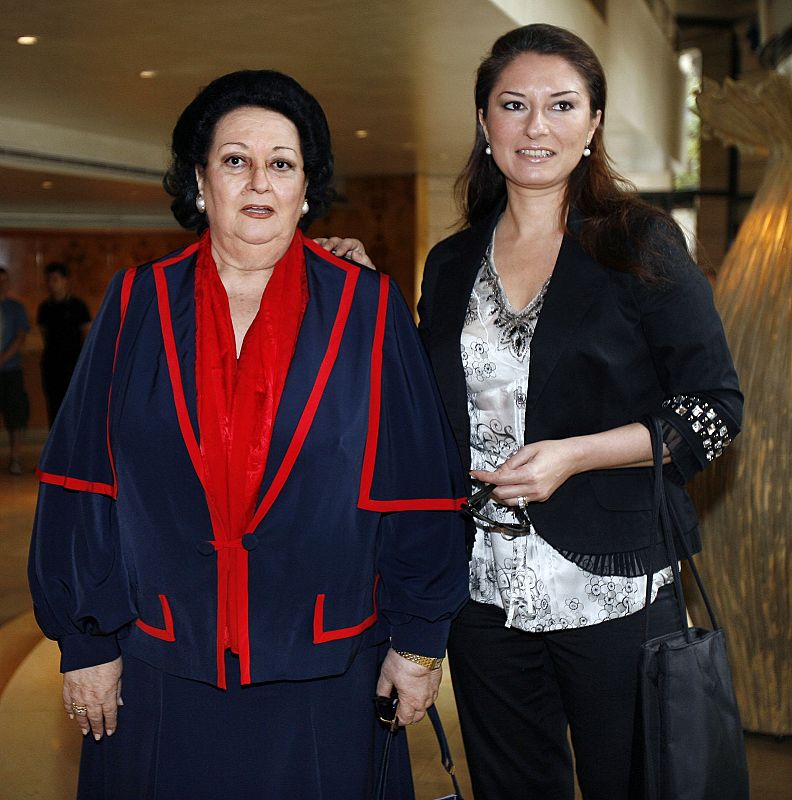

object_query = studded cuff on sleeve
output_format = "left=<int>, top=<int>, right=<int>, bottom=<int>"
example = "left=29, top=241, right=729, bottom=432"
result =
left=658, top=394, right=736, bottom=482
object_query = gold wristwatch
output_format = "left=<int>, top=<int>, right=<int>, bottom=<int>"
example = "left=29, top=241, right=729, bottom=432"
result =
left=395, top=650, right=444, bottom=670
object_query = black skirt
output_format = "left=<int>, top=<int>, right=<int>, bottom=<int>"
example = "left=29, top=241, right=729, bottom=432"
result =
left=77, top=644, right=413, bottom=799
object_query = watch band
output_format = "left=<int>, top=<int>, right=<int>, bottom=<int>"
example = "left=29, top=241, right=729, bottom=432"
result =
left=395, top=650, right=444, bottom=670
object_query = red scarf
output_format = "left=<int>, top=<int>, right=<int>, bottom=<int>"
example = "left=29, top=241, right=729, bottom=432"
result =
left=194, top=229, right=308, bottom=682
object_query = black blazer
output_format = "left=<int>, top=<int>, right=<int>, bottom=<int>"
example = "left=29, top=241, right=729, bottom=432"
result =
left=418, top=207, right=743, bottom=573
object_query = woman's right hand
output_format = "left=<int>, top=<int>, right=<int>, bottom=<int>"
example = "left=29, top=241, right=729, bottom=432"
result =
left=470, top=438, right=583, bottom=505
left=313, top=236, right=375, bottom=269
left=63, top=656, right=123, bottom=740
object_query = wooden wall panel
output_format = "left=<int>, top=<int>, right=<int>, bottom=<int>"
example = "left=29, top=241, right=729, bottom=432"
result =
left=0, top=229, right=196, bottom=431
left=309, top=175, right=417, bottom=309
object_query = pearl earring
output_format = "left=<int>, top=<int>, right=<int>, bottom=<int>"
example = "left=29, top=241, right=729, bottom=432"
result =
left=195, top=193, right=206, bottom=213
left=583, top=145, right=591, bottom=157
left=485, top=144, right=492, bottom=155
left=301, top=199, right=309, bottom=216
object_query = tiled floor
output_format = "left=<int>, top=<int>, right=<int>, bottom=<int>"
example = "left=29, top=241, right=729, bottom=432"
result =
left=1, top=437, right=790, bottom=799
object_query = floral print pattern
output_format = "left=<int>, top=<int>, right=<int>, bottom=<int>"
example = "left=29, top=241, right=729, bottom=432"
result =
left=464, top=231, right=672, bottom=633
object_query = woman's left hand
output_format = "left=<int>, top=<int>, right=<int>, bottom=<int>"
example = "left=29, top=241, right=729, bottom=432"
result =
left=313, top=236, right=374, bottom=269
left=376, top=648, right=442, bottom=727
left=470, top=438, right=582, bottom=505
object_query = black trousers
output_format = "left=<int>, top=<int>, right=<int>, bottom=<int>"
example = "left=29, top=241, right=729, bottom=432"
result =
left=447, top=584, right=679, bottom=800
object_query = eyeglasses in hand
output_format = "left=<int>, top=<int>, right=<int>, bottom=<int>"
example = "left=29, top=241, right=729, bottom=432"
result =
left=461, top=482, right=532, bottom=534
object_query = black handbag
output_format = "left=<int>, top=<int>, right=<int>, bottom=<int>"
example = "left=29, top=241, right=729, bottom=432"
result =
left=639, top=418, right=749, bottom=800
left=375, top=703, right=463, bottom=800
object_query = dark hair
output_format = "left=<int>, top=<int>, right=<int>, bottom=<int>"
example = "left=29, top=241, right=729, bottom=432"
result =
left=457, top=24, right=680, bottom=277
left=163, top=70, right=334, bottom=233
left=44, top=261, right=69, bottom=278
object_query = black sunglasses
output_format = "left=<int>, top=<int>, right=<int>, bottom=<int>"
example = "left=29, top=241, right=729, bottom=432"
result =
left=375, top=691, right=400, bottom=732
left=461, top=482, right=532, bottom=534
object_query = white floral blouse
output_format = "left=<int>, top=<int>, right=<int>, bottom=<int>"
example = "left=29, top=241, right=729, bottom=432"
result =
left=463, top=234, right=672, bottom=632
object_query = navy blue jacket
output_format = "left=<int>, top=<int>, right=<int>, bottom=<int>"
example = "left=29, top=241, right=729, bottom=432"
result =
left=29, top=237, right=469, bottom=688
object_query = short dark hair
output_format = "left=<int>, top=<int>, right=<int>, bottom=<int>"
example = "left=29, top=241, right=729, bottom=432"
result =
left=44, top=261, right=69, bottom=278
left=163, top=70, right=334, bottom=233
left=457, top=24, right=679, bottom=277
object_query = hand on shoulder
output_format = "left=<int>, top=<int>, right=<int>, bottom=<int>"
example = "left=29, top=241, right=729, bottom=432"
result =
left=313, top=236, right=374, bottom=269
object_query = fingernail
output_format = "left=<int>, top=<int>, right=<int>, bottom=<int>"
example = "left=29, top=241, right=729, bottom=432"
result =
left=68, top=713, right=74, bottom=720
left=106, top=729, right=115, bottom=736
left=82, top=729, right=89, bottom=736
left=93, top=733, right=101, bottom=741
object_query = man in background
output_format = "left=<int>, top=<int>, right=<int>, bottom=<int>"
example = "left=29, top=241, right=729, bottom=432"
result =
left=37, top=262, right=91, bottom=426
left=0, top=267, right=30, bottom=474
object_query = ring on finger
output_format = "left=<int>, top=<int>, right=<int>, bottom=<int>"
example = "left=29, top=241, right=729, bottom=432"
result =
left=517, top=495, right=529, bottom=510
left=71, top=702, right=88, bottom=715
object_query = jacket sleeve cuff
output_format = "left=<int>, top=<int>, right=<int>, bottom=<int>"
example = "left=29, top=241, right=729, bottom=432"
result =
left=58, top=632, right=121, bottom=673
left=389, top=617, right=451, bottom=659
left=656, top=394, right=737, bottom=482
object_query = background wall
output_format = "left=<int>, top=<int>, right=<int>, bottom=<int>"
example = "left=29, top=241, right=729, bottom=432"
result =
left=0, top=229, right=195, bottom=430
left=308, top=175, right=418, bottom=307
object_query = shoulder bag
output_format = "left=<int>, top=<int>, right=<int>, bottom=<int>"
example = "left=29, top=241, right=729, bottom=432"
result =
left=639, top=417, right=749, bottom=800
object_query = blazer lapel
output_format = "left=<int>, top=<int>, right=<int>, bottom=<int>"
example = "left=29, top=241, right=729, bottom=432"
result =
left=429, top=207, right=501, bottom=462
left=526, top=233, right=607, bottom=417
left=153, top=246, right=205, bottom=488
left=436, top=205, right=503, bottom=343
left=247, top=247, right=359, bottom=530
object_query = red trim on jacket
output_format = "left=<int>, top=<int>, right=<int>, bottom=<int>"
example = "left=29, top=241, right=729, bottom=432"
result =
left=357, top=273, right=466, bottom=512
left=154, top=248, right=240, bottom=685
left=152, top=257, right=208, bottom=494
left=36, top=470, right=117, bottom=498
left=135, top=594, right=176, bottom=642
left=36, top=266, right=139, bottom=501
left=313, top=576, right=380, bottom=644
left=246, top=261, right=360, bottom=532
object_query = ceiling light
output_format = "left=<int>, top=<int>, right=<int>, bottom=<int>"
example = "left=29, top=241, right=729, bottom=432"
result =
left=17, top=36, right=39, bottom=45
left=139, top=70, right=158, bottom=79
left=354, top=130, right=369, bottom=139
left=41, top=181, right=54, bottom=189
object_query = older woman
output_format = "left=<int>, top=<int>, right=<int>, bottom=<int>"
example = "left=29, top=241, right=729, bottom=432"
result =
left=417, top=25, right=742, bottom=800
left=28, top=70, right=468, bottom=799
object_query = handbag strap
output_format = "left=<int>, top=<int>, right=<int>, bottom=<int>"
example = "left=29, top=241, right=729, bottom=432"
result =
left=374, top=726, right=395, bottom=800
left=427, top=704, right=464, bottom=798
left=375, top=706, right=464, bottom=799
left=643, top=417, right=721, bottom=641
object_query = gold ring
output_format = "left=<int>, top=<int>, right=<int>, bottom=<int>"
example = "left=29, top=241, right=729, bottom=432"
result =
left=71, top=703, right=88, bottom=715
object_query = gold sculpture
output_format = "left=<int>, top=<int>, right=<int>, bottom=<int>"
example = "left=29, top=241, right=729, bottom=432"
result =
left=693, top=72, right=792, bottom=735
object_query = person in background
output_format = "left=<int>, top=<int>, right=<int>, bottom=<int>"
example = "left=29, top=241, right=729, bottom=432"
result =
left=0, top=266, right=31, bottom=475
left=28, top=69, right=467, bottom=799
left=37, top=261, right=91, bottom=426
left=416, top=24, right=742, bottom=800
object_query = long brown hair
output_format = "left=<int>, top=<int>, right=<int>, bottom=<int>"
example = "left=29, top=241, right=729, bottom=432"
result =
left=456, top=24, right=681, bottom=277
